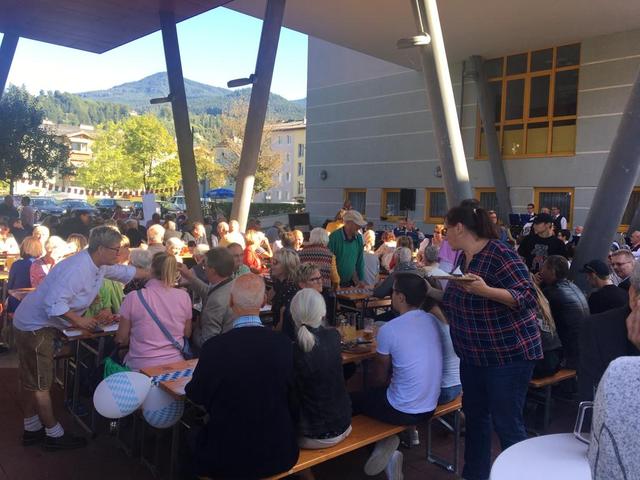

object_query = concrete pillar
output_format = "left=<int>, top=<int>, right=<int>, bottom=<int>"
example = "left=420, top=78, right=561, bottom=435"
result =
left=230, top=0, right=286, bottom=231
left=468, top=55, right=513, bottom=222
left=570, top=68, right=640, bottom=290
left=411, top=0, right=473, bottom=208
left=159, top=10, right=203, bottom=223
left=0, top=33, right=19, bottom=99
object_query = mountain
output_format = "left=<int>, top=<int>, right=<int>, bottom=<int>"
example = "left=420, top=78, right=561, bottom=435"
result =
left=77, top=72, right=305, bottom=120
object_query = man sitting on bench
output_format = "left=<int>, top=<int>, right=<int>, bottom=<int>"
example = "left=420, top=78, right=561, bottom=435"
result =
left=352, top=272, right=443, bottom=479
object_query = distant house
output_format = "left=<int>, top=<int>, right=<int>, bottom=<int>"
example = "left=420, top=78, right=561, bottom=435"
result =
left=42, top=120, right=97, bottom=169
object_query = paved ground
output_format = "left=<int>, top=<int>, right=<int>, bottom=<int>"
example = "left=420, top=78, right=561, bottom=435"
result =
left=0, top=354, right=578, bottom=480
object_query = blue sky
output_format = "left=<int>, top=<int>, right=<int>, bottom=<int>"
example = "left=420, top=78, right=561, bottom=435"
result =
left=1, top=7, right=308, bottom=100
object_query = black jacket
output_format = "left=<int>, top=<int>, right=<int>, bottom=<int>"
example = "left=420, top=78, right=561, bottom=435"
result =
left=293, top=326, right=351, bottom=438
left=186, top=327, right=299, bottom=479
left=543, top=280, right=589, bottom=369
left=578, top=306, right=640, bottom=400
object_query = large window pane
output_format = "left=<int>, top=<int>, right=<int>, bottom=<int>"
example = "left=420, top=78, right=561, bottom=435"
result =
left=505, top=79, right=525, bottom=120
left=479, top=191, right=498, bottom=212
left=485, top=58, right=503, bottom=78
left=429, top=191, right=447, bottom=218
left=554, top=70, right=579, bottom=116
left=556, top=44, right=580, bottom=67
left=503, top=124, right=524, bottom=155
left=527, top=122, right=549, bottom=154
left=384, top=191, right=400, bottom=217
left=346, top=190, right=366, bottom=215
left=529, top=75, right=550, bottom=118
left=531, top=49, right=553, bottom=71
left=539, top=191, right=571, bottom=223
left=506, top=54, right=527, bottom=75
left=622, top=191, right=640, bottom=225
left=490, top=81, right=502, bottom=123
left=552, top=119, right=577, bottom=153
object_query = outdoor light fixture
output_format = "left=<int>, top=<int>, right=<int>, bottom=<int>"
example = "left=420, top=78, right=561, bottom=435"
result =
left=149, top=93, right=174, bottom=104
left=396, top=34, right=431, bottom=49
left=320, top=170, right=328, bottom=180
left=227, top=73, right=257, bottom=88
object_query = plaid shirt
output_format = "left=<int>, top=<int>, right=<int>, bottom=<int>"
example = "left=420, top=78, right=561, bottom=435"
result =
left=442, top=240, right=542, bottom=366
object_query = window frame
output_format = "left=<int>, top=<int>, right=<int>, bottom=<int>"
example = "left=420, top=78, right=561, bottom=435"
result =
left=533, top=187, right=575, bottom=228
left=620, top=187, right=640, bottom=232
left=344, top=188, right=367, bottom=215
left=476, top=44, right=580, bottom=160
left=381, top=188, right=403, bottom=221
left=474, top=187, right=499, bottom=212
left=425, top=188, right=446, bottom=224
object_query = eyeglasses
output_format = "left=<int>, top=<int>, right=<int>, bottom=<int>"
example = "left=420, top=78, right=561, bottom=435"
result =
left=308, top=276, right=323, bottom=282
left=103, top=245, right=120, bottom=253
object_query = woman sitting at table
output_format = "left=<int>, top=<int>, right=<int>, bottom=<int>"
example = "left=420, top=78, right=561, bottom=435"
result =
left=243, top=229, right=264, bottom=273
left=66, top=233, right=88, bottom=254
left=375, top=231, right=396, bottom=272
left=7, top=236, right=43, bottom=313
left=269, top=248, right=300, bottom=332
left=31, top=225, right=49, bottom=251
left=115, top=252, right=192, bottom=370
left=30, top=235, right=68, bottom=288
left=291, top=288, right=352, bottom=460
left=123, top=247, right=154, bottom=294
left=165, top=237, right=184, bottom=263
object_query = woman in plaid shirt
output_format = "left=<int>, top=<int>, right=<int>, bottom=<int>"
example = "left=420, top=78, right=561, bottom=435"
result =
left=442, top=204, right=542, bottom=480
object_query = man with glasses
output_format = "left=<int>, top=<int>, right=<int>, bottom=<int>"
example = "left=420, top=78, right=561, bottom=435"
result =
left=610, top=249, right=635, bottom=291
left=13, top=226, right=147, bottom=451
left=227, top=242, right=250, bottom=278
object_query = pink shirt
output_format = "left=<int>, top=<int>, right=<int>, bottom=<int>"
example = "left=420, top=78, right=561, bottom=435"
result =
left=119, top=279, right=192, bottom=370
left=30, top=256, right=55, bottom=288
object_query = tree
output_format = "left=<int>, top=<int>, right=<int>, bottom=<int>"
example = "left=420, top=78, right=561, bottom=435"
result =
left=194, top=145, right=226, bottom=189
left=76, top=114, right=177, bottom=192
left=217, top=98, right=283, bottom=193
left=0, top=86, right=73, bottom=194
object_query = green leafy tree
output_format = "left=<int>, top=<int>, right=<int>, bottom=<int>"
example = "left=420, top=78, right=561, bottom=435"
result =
left=0, top=86, right=73, bottom=194
left=195, top=145, right=226, bottom=188
left=217, top=99, right=282, bottom=193
left=76, top=121, right=139, bottom=193
left=76, top=114, right=177, bottom=192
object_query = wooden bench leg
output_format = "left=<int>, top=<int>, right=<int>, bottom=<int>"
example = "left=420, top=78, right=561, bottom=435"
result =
left=426, top=411, right=461, bottom=474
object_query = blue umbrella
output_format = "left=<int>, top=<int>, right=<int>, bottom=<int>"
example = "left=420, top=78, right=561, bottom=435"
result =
left=205, top=188, right=235, bottom=199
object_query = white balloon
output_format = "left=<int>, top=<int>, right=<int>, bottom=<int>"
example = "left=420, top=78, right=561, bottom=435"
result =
left=93, top=372, right=152, bottom=419
left=142, top=385, right=185, bottom=429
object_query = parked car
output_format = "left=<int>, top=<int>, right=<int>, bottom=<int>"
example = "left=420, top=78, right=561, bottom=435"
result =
left=94, top=198, right=133, bottom=215
left=30, top=197, right=65, bottom=218
left=131, top=201, right=183, bottom=219
left=59, top=199, right=98, bottom=215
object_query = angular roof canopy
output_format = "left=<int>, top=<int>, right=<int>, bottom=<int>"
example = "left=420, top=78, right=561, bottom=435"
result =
left=2, top=0, right=640, bottom=67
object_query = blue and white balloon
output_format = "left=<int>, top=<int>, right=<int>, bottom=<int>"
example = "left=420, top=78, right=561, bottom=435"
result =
left=142, top=385, right=185, bottom=429
left=93, top=372, right=152, bottom=419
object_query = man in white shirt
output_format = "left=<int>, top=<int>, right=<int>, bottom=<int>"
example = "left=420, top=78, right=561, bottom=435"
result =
left=352, top=272, right=443, bottom=480
left=14, top=226, right=146, bottom=451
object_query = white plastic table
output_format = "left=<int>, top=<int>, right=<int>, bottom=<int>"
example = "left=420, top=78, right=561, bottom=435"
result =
left=490, top=433, right=591, bottom=480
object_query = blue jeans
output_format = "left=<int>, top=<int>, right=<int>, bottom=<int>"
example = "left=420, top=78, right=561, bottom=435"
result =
left=438, top=384, right=462, bottom=405
left=460, top=360, right=535, bottom=480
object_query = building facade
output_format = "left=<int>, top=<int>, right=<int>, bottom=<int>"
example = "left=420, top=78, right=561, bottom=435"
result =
left=254, top=120, right=306, bottom=204
left=305, top=29, right=640, bottom=231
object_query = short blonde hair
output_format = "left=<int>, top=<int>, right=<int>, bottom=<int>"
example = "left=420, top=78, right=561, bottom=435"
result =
left=147, top=224, right=165, bottom=244
left=309, top=227, right=329, bottom=246
left=295, top=263, right=321, bottom=284
left=20, top=236, right=43, bottom=259
left=274, top=248, right=300, bottom=282
left=32, top=225, right=50, bottom=240
left=290, top=288, right=326, bottom=352
left=363, top=229, right=376, bottom=248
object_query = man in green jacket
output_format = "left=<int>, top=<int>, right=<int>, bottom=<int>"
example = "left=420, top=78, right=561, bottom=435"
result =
left=328, top=210, right=366, bottom=287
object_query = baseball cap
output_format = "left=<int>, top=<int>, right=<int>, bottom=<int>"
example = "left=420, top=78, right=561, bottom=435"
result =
left=581, top=259, right=610, bottom=276
left=533, top=213, right=554, bottom=224
left=343, top=210, right=367, bottom=227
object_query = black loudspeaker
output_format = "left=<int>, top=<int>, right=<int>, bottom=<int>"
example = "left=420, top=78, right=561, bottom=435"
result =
left=399, top=189, right=416, bottom=211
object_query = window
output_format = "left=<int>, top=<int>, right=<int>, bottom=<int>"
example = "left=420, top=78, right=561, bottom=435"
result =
left=277, top=172, right=282, bottom=182
left=344, top=189, right=366, bottom=215
left=475, top=188, right=499, bottom=212
left=297, top=162, right=304, bottom=176
left=298, top=144, right=305, bottom=157
left=425, top=188, right=447, bottom=223
left=71, top=142, right=87, bottom=152
left=286, top=153, right=290, bottom=163
left=621, top=189, right=640, bottom=229
left=277, top=191, right=282, bottom=200
left=534, top=187, right=574, bottom=227
left=285, top=191, right=289, bottom=200
left=298, top=181, right=304, bottom=195
left=477, top=44, right=580, bottom=159
left=287, top=135, right=291, bottom=144
left=278, top=136, right=282, bottom=144
left=381, top=189, right=402, bottom=220
left=285, top=172, right=291, bottom=182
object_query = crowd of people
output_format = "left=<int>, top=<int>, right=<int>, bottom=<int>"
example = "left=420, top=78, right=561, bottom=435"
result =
left=1, top=192, right=639, bottom=479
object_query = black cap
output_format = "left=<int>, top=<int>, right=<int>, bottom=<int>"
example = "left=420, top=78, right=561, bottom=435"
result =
left=581, top=259, right=610, bottom=276
left=533, top=213, right=554, bottom=224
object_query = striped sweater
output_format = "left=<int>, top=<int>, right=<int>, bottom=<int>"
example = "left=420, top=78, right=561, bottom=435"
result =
left=298, top=244, right=340, bottom=289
